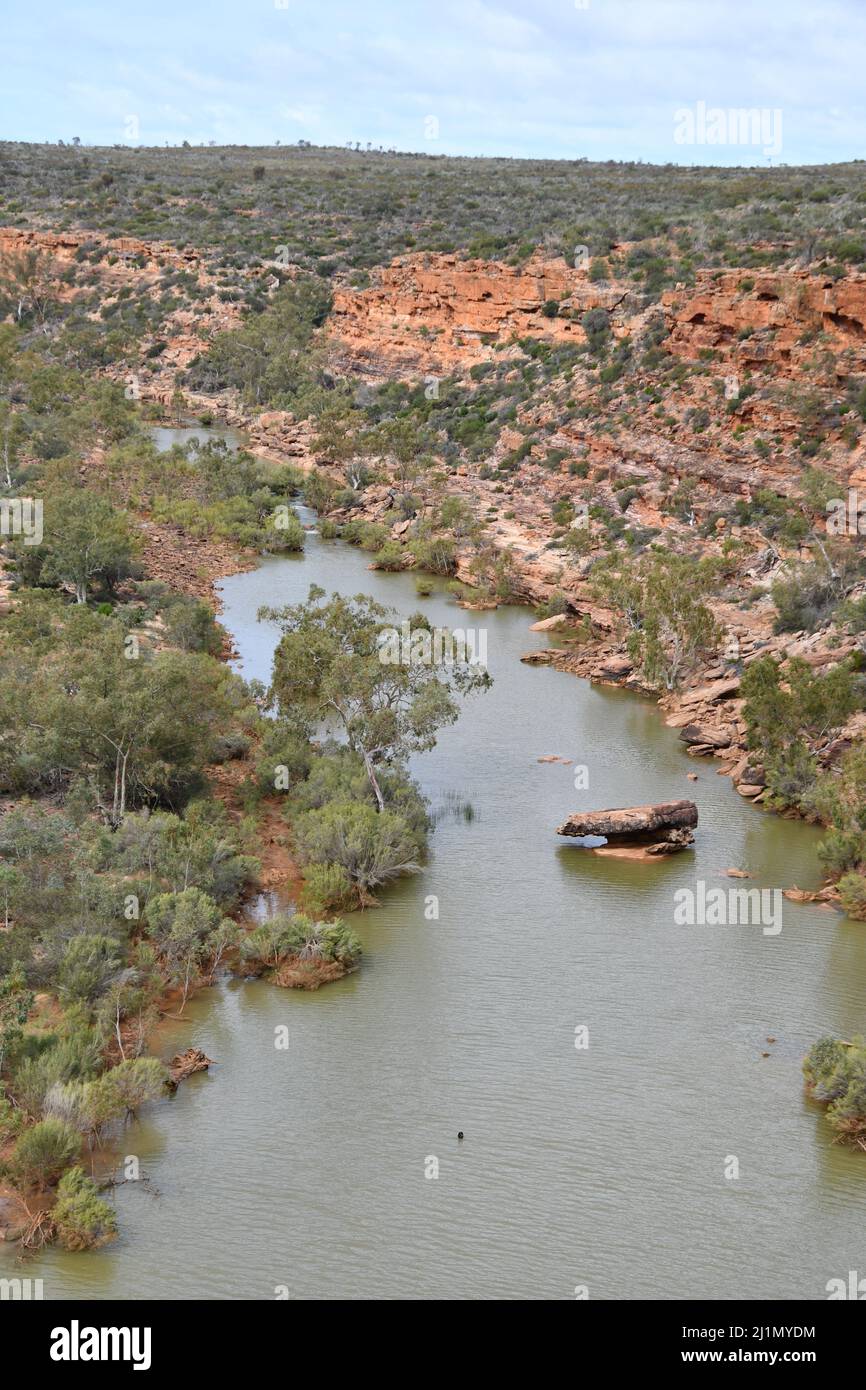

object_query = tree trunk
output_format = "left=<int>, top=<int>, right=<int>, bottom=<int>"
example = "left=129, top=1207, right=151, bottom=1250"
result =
left=119, top=749, right=129, bottom=822
left=361, top=749, right=385, bottom=812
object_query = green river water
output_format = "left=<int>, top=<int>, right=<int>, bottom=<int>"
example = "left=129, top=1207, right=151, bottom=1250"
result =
left=8, top=431, right=866, bottom=1300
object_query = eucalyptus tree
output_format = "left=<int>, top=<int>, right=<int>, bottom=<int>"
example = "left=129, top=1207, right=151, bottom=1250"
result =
left=262, top=585, right=490, bottom=812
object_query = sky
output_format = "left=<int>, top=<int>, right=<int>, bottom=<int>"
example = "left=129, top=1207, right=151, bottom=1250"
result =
left=2, top=0, right=865, bottom=165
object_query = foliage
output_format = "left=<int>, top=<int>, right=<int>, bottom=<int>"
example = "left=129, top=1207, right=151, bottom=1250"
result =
left=592, top=549, right=719, bottom=689
left=53, top=1166, right=118, bottom=1250
left=810, top=745, right=866, bottom=873
left=263, top=585, right=490, bottom=811
left=771, top=554, right=859, bottom=634
left=837, top=872, right=866, bottom=920
left=0, top=965, right=33, bottom=1075
left=57, top=934, right=123, bottom=1006
left=10, top=1117, right=80, bottom=1189
left=0, top=597, right=244, bottom=820
left=145, top=887, right=235, bottom=1008
left=186, top=278, right=331, bottom=408
left=804, top=1036, right=866, bottom=1144
left=15, top=486, right=139, bottom=605
left=741, top=657, right=859, bottom=766
left=240, top=911, right=360, bottom=970
left=294, top=800, right=422, bottom=904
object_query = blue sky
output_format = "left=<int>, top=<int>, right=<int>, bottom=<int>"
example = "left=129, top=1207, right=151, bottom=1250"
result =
left=2, top=0, right=865, bottom=164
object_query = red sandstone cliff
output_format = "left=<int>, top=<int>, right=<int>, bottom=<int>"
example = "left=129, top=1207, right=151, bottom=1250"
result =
left=329, top=251, right=632, bottom=377
left=663, top=269, right=866, bottom=372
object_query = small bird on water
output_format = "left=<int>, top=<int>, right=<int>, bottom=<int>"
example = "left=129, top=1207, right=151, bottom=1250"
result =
left=457, top=1132, right=464, bottom=1141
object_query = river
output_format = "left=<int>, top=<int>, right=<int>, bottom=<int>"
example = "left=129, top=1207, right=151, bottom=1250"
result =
left=11, top=430, right=866, bottom=1300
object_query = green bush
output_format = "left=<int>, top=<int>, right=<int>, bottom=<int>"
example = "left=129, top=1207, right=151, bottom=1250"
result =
left=11, top=1117, right=81, bottom=1189
left=772, top=563, right=840, bottom=633
left=817, top=828, right=865, bottom=878
left=12, top=1033, right=103, bottom=1117
left=240, top=911, right=360, bottom=970
left=837, top=872, right=866, bottom=920
left=803, top=1036, right=851, bottom=1102
left=764, top=740, right=818, bottom=810
left=410, top=535, right=457, bottom=576
left=103, top=1057, right=168, bottom=1117
left=58, top=934, right=123, bottom=1006
left=804, top=1035, right=866, bottom=1143
left=302, top=862, right=354, bottom=914
left=53, top=1166, right=118, bottom=1250
left=264, top=507, right=305, bottom=552
left=294, top=800, right=421, bottom=904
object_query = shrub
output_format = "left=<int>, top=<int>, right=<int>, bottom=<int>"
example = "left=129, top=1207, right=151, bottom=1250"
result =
left=803, top=1037, right=851, bottom=1102
left=162, top=594, right=223, bottom=655
left=817, top=828, right=865, bottom=878
left=42, top=1075, right=124, bottom=1139
left=240, top=911, right=360, bottom=970
left=103, top=1057, right=168, bottom=1117
left=838, top=872, right=866, bottom=920
left=10, top=1117, right=80, bottom=1189
left=764, top=739, right=818, bottom=810
left=302, top=862, right=355, bottom=914
left=370, top=541, right=405, bottom=571
left=410, top=535, right=457, bottom=576
left=0, top=1095, right=23, bottom=1144
left=53, top=1167, right=118, bottom=1251
left=804, top=1035, right=866, bottom=1144
left=58, top=934, right=123, bottom=1006
left=772, top=563, right=840, bottom=633
left=12, top=1032, right=103, bottom=1117
left=535, top=589, right=571, bottom=619
left=581, top=308, right=610, bottom=353
left=742, top=656, right=858, bottom=763
left=254, top=720, right=313, bottom=796
left=294, top=801, right=421, bottom=904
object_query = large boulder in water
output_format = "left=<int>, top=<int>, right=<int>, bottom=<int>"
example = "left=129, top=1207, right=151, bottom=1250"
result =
left=557, top=800, right=698, bottom=854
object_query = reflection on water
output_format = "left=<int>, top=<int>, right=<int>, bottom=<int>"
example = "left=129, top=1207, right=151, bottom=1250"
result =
left=13, top=495, right=866, bottom=1301
left=149, top=424, right=242, bottom=453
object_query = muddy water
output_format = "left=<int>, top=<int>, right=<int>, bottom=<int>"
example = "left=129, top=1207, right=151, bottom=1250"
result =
left=13, top=479, right=866, bottom=1300
left=148, top=424, right=242, bottom=453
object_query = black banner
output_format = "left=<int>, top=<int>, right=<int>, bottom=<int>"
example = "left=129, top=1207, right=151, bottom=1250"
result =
left=5, top=1298, right=856, bottom=1373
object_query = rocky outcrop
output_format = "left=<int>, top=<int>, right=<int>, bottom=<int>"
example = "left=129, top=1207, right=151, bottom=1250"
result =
left=329, top=252, right=632, bottom=378
left=663, top=268, right=866, bottom=372
left=0, top=225, right=201, bottom=273
left=0, top=225, right=245, bottom=391
left=557, top=800, right=698, bottom=853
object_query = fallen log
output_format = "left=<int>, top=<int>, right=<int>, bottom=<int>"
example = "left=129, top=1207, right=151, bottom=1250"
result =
left=557, top=799, right=698, bottom=854
left=166, top=1047, right=214, bottom=1091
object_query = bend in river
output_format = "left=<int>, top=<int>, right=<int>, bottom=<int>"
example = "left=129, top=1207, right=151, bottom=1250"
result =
left=15, top=433, right=866, bottom=1300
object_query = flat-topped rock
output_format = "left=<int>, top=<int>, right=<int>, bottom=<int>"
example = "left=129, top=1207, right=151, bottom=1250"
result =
left=679, top=676, right=741, bottom=707
left=557, top=799, right=698, bottom=853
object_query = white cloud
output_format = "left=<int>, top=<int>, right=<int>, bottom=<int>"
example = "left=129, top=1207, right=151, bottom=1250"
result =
left=5, top=0, right=866, bottom=162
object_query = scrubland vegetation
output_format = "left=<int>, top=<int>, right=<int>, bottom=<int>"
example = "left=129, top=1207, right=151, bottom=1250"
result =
left=5, top=138, right=866, bottom=1209
left=4, top=142, right=866, bottom=284
left=0, top=238, right=491, bottom=1240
